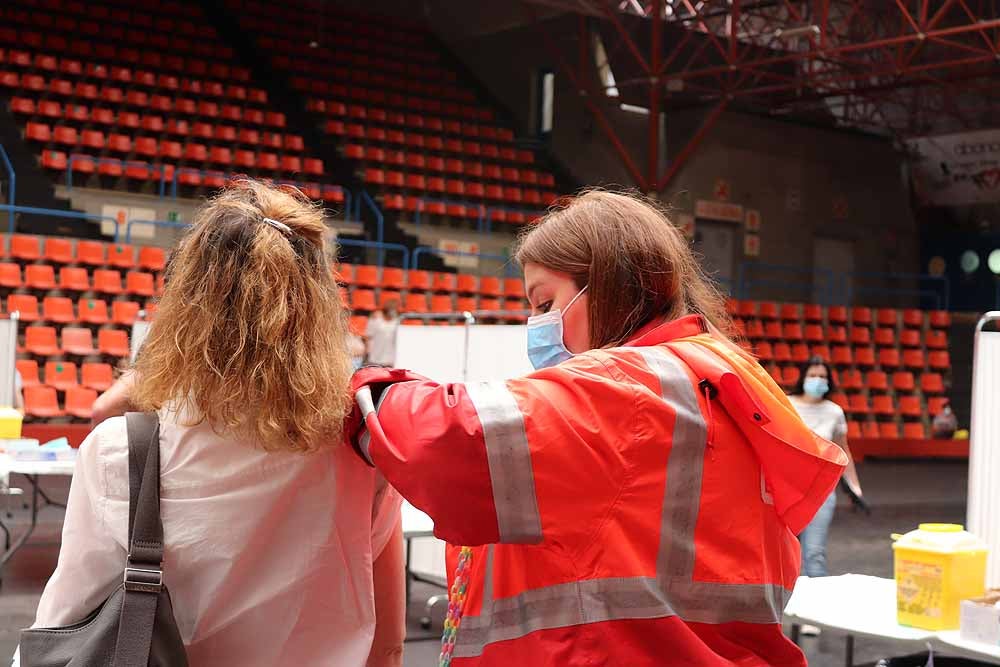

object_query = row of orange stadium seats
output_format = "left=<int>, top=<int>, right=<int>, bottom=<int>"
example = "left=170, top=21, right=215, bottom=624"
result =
left=348, top=292, right=526, bottom=314
left=11, top=91, right=281, bottom=125
left=767, top=366, right=943, bottom=394
left=329, top=122, right=533, bottom=163
left=730, top=301, right=950, bottom=328
left=1, top=236, right=166, bottom=269
left=1, top=270, right=160, bottom=300
left=20, top=326, right=130, bottom=357
left=740, top=321, right=947, bottom=349
left=835, top=393, right=931, bottom=418
left=342, top=144, right=554, bottom=186
left=310, top=101, right=514, bottom=143
left=6, top=297, right=145, bottom=325
left=847, top=421, right=931, bottom=440
left=339, top=267, right=526, bottom=296
left=755, top=342, right=948, bottom=365
left=22, top=384, right=97, bottom=420
left=17, top=359, right=115, bottom=392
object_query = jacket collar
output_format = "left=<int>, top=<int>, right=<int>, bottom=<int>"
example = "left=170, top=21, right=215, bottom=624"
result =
left=624, top=314, right=709, bottom=348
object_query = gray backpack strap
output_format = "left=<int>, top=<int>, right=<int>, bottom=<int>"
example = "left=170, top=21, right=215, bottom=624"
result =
left=114, top=412, right=164, bottom=667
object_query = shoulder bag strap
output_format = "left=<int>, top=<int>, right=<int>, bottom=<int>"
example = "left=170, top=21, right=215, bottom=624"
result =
left=113, top=412, right=164, bottom=667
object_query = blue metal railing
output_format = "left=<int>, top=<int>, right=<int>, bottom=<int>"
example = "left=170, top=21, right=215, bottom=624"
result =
left=337, top=238, right=409, bottom=269
left=736, top=263, right=837, bottom=305
left=125, top=219, right=191, bottom=244
left=0, top=145, right=15, bottom=233
left=411, top=246, right=518, bottom=276
left=845, top=270, right=950, bottom=310
left=0, top=204, right=121, bottom=237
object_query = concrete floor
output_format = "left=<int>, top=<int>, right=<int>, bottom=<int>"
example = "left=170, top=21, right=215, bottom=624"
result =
left=0, top=459, right=972, bottom=666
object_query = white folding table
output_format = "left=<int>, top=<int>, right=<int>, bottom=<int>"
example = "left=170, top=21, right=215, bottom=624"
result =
left=785, top=574, right=1000, bottom=666
left=0, top=456, right=75, bottom=584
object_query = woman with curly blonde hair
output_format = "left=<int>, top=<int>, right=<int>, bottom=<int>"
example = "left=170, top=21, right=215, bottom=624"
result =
left=25, top=181, right=405, bottom=667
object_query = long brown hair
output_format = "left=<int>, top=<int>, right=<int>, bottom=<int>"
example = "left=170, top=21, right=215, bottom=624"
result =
left=133, top=179, right=352, bottom=452
left=515, top=188, right=732, bottom=348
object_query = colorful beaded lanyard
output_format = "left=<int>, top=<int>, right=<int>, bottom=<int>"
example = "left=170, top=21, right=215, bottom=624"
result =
left=439, top=546, right=474, bottom=667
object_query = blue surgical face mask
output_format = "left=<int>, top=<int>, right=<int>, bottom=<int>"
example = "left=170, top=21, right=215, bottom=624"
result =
left=526, top=285, right=588, bottom=370
left=803, top=376, right=829, bottom=399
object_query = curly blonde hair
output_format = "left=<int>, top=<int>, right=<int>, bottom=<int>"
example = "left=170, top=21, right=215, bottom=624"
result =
left=133, top=180, right=352, bottom=452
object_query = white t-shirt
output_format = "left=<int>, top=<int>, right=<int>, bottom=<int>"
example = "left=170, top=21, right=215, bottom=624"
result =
left=25, top=409, right=401, bottom=667
left=365, top=314, right=399, bottom=366
left=788, top=396, right=848, bottom=442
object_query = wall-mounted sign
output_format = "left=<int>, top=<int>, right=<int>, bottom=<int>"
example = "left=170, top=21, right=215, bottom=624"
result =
left=744, top=209, right=761, bottom=232
left=744, top=233, right=761, bottom=257
left=832, top=195, right=849, bottom=220
left=100, top=205, right=157, bottom=239
left=907, top=128, right=1000, bottom=205
left=438, top=239, right=480, bottom=269
left=695, top=199, right=744, bottom=223
left=713, top=178, right=731, bottom=202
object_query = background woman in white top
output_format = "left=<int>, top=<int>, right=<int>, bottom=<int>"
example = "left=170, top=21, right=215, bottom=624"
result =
left=364, top=298, right=400, bottom=366
left=22, top=181, right=404, bottom=667
left=787, top=356, right=864, bottom=578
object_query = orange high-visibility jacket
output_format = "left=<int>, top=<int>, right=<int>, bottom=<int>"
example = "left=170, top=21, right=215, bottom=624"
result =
left=353, top=315, right=848, bottom=666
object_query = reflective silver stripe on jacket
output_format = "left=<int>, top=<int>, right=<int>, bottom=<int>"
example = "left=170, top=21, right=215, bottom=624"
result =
left=465, top=381, right=543, bottom=544
left=454, top=347, right=793, bottom=658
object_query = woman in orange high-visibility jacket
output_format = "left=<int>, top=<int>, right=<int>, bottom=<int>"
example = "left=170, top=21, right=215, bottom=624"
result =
left=347, top=190, right=848, bottom=667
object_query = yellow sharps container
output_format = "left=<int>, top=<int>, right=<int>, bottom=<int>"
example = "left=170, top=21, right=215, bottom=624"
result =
left=893, top=523, right=987, bottom=630
left=0, top=405, right=23, bottom=439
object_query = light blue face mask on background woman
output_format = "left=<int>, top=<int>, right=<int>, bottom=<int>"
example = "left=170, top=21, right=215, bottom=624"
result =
left=803, top=376, right=829, bottom=398
left=526, top=285, right=588, bottom=370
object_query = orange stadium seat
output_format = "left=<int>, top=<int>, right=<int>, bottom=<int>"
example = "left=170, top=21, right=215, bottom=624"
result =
left=406, top=271, right=430, bottom=292
left=779, top=303, right=800, bottom=321
left=803, top=304, right=823, bottom=322
left=826, top=326, right=847, bottom=344
left=404, top=293, right=428, bottom=313
left=790, top=344, right=810, bottom=363
left=783, top=323, right=803, bottom=341
left=847, top=421, right=863, bottom=439
left=928, top=350, right=950, bottom=370
left=59, top=267, right=90, bottom=291
left=7, top=294, right=39, bottom=321
left=920, top=373, right=945, bottom=394
left=804, top=324, right=824, bottom=343
left=737, top=301, right=757, bottom=318
left=851, top=307, right=872, bottom=327
left=764, top=321, right=783, bottom=340
left=457, top=274, right=478, bottom=294
left=16, top=360, right=41, bottom=389
left=430, top=295, right=453, bottom=313
left=899, top=330, right=921, bottom=347
left=862, top=421, right=881, bottom=438
left=878, top=348, right=901, bottom=369
left=781, top=366, right=800, bottom=387
left=874, top=328, right=895, bottom=347
left=24, top=326, right=61, bottom=356
left=848, top=394, right=869, bottom=415
left=24, top=264, right=57, bottom=290
left=927, top=397, right=949, bottom=416
left=78, top=299, right=109, bottom=325
left=866, top=371, right=889, bottom=392
left=753, top=342, right=773, bottom=362
left=757, top=302, right=778, bottom=320
left=125, top=271, right=155, bottom=297
left=138, top=246, right=167, bottom=272
left=9, top=235, right=41, bottom=262
left=112, top=300, right=140, bottom=326
left=827, top=306, right=848, bottom=324
left=44, top=361, right=78, bottom=391
left=24, top=385, right=64, bottom=418
left=831, top=346, right=852, bottom=366
left=772, top=343, right=792, bottom=363
left=42, top=297, right=75, bottom=324
left=350, top=289, right=376, bottom=311
left=929, top=311, right=951, bottom=328
left=65, top=386, right=98, bottom=419
left=810, top=344, right=831, bottom=362
left=872, top=395, right=895, bottom=416
left=849, top=327, right=871, bottom=345
left=0, top=263, right=22, bottom=289
left=746, top=320, right=765, bottom=339
left=878, top=422, right=900, bottom=439
left=503, top=278, right=525, bottom=298
left=892, top=372, right=915, bottom=392
left=876, top=308, right=898, bottom=327
left=107, top=244, right=135, bottom=269
left=97, top=329, right=130, bottom=358
left=855, top=347, right=876, bottom=367
left=81, top=362, right=114, bottom=392
left=902, top=349, right=926, bottom=369
left=433, top=272, right=457, bottom=293
left=381, top=268, right=406, bottom=290
left=93, top=270, right=124, bottom=294
left=902, top=422, right=927, bottom=439
left=839, top=369, right=863, bottom=392
left=354, top=265, right=378, bottom=288
left=901, top=309, right=923, bottom=329
left=456, top=297, right=478, bottom=313
left=898, top=396, right=922, bottom=418
left=62, top=327, right=97, bottom=356
left=925, top=330, right=948, bottom=349
left=76, top=240, right=107, bottom=266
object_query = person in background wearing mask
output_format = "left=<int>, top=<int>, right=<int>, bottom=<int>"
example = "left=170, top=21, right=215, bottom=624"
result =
left=788, top=356, right=864, bottom=581
left=931, top=399, right=957, bottom=439
left=365, top=298, right=400, bottom=367
left=345, top=190, right=848, bottom=667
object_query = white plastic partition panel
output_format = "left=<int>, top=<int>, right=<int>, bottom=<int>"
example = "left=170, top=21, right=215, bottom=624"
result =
left=0, top=317, right=17, bottom=407
left=395, top=324, right=533, bottom=580
left=968, top=312, right=1000, bottom=588
left=130, top=320, right=152, bottom=363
